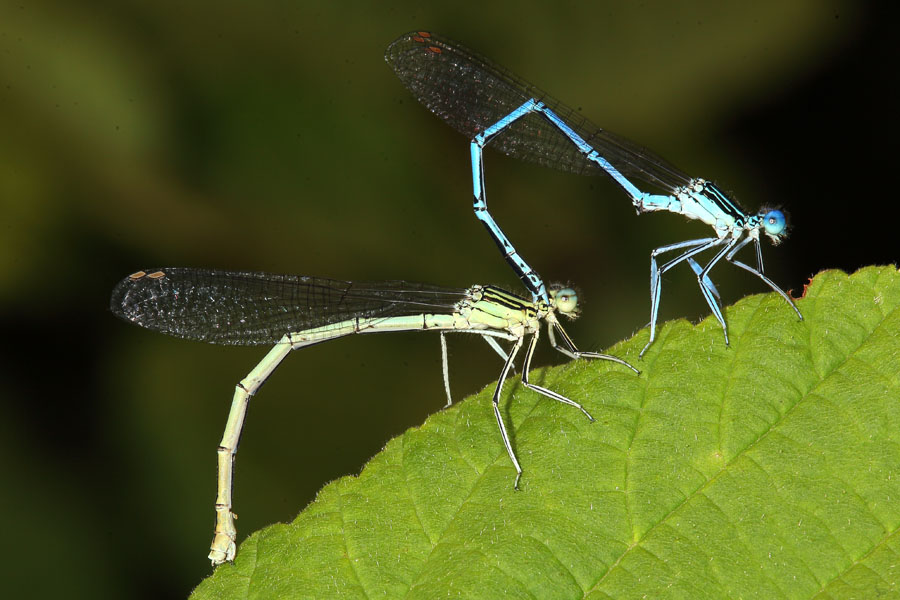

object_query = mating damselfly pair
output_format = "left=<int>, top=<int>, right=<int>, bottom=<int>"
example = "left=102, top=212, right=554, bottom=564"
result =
left=111, top=30, right=800, bottom=566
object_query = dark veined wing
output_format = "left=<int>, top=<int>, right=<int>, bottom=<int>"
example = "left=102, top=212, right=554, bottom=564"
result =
left=386, top=30, right=693, bottom=192
left=110, top=268, right=469, bottom=346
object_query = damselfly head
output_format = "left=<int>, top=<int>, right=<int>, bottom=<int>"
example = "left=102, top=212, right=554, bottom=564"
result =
left=757, top=207, right=789, bottom=245
left=549, top=286, right=581, bottom=319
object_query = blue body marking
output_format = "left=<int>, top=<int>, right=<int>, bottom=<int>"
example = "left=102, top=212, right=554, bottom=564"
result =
left=386, top=31, right=802, bottom=353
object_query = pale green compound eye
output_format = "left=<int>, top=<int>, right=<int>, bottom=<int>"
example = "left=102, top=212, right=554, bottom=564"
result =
left=554, top=288, right=578, bottom=314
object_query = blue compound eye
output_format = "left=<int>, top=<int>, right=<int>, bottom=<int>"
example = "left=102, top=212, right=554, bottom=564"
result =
left=763, top=209, right=786, bottom=237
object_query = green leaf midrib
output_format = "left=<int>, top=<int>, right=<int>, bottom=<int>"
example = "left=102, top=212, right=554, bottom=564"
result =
left=397, top=368, right=596, bottom=599
left=588, top=297, right=791, bottom=595
left=388, top=295, right=803, bottom=597
left=190, top=267, right=900, bottom=599
left=587, top=292, right=900, bottom=597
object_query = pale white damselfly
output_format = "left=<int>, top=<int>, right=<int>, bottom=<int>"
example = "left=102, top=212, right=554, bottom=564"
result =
left=110, top=268, right=636, bottom=565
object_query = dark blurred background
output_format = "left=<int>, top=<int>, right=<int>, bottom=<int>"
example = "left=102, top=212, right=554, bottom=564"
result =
left=1, top=1, right=896, bottom=598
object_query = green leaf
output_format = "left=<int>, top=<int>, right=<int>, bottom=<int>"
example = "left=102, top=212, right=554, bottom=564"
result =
left=191, top=267, right=900, bottom=599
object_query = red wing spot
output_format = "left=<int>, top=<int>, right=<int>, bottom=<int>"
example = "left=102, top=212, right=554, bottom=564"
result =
left=148, top=271, right=166, bottom=279
left=416, top=31, right=431, bottom=38
left=427, top=46, right=442, bottom=54
left=413, top=35, right=425, bottom=42
left=128, top=271, right=147, bottom=280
